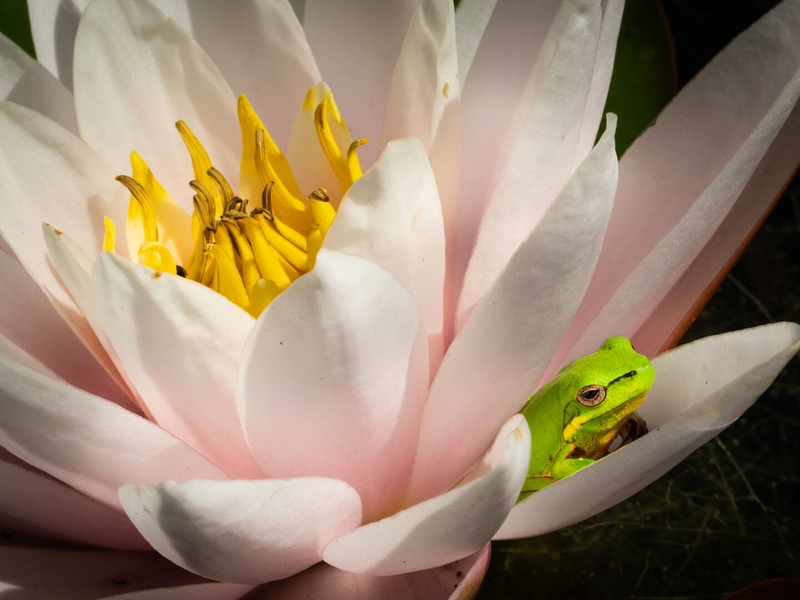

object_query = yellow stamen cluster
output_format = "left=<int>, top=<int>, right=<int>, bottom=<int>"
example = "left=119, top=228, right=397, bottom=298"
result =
left=104, top=86, right=366, bottom=317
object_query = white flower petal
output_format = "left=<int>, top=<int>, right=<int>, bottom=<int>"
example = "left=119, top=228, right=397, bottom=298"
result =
left=0, top=101, right=130, bottom=388
left=454, top=0, right=498, bottom=86
left=27, top=0, right=91, bottom=89
left=455, top=0, right=561, bottom=279
left=325, top=137, right=446, bottom=359
left=0, top=356, right=227, bottom=510
left=322, top=415, right=528, bottom=576
left=92, top=252, right=262, bottom=478
left=557, top=0, right=800, bottom=363
left=103, top=583, right=257, bottom=600
left=160, top=0, right=320, bottom=150
left=407, top=117, right=618, bottom=504
left=637, top=98, right=800, bottom=353
left=43, top=225, right=141, bottom=409
left=0, top=332, right=59, bottom=379
left=0, top=31, right=78, bottom=133
left=380, top=0, right=460, bottom=293
left=0, top=545, right=206, bottom=597
left=574, top=0, right=624, bottom=160
left=301, top=0, right=418, bottom=164
left=259, top=545, right=490, bottom=600
left=496, top=322, right=800, bottom=539
left=119, top=478, right=362, bottom=584
left=239, top=249, right=428, bottom=522
left=0, top=246, right=130, bottom=405
left=0, top=451, right=149, bottom=550
left=73, top=0, right=240, bottom=202
left=458, top=0, right=603, bottom=321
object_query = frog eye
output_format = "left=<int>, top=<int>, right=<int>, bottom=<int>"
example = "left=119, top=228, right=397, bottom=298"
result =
left=576, top=384, right=606, bottom=407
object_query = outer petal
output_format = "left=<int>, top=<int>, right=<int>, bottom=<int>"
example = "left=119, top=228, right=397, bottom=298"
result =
left=496, top=322, right=800, bottom=539
left=239, top=249, right=429, bottom=522
left=324, top=138, right=446, bottom=361
left=0, top=31, right=78, bottom=133
left=104, top=583, right=256, bottom=600
left=301, top=0, right=418, bottom=164
left=0, top=356, right=227, bottom=510
left=0, top=101, right=130, bottom=393
left=43, top=225, right=142, bottom=412
left=455, top=0, right=561, bottom=280
left=73, top=0, right=240, bottom=203
left=0, top=545, right=205, bottom=597
left=637, top=105, right=800, bottom=353
left=256, top=545, right=490, bottom=600
left=454, top=0, right=498, bottom=86
left=407, top=117, right=618, bottom=504
left=0, top=246, right=130, bottom=405
left=92, top=252, right=262, bottom=478
left=556, top=0, right=800, bottom=364
left=119, top=478, right=362, bottom=584
left=322, top=415, right=528, bottom=576
left=0, top=450, right=149, bottom=550
left=379, top=0, right=460, bottom=256
left=458, top=0, right=602, bottom=321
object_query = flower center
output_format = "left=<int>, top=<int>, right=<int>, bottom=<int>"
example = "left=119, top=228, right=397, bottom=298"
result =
left=104, top=85, right=366, bottom=317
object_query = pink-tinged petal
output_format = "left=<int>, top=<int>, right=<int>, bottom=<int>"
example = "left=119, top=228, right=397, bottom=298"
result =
left=455, top=0, right=561, bottom=280
left=0, top=356, right=227, bottom=510
left=496, top=322, right=800, bottom=539
left=159, top=0, right=320, bottom=150
left=0, top=247, right=130, bottom=405
left=0, top=333, right=59, bottom=379
left=322, top=415, right=528, bottom=576
left=239, top=249, right=429, bottom=522
left=324, top=138, right=446, bottom=361
left=0, top=32, right=78, bottom=134
left=27, top=0, right=91, bottom=90
left=556, top=0, right=800, bottom=365
left=301, top=0, right=418, bottom=165
left=458, top=0, right=603, bottom=321
left=0, top=453, right=149, bottom=550
left=119, top=478, right=362, bottom=584
left=574, top=0, right=624, bottom=160
left=255, top=545, right=490, bottom=600
left=0, top=544, right=204, bottom=597
left=408, top=118, right=618, bottom=504
left=92, top=252, right=263, bottom=478
left=73, top=0, right=240, bottom=203
left=636, top=100, right=800, bottom=355
left=0, top=101, right=131, bottom=393
left=454, top=0, right=498, bottom=86
left=43, top=225, right=142, bottom=412
left=379, top=0, right=460, bottom=332
left=104, top=583, right=257, bottom=600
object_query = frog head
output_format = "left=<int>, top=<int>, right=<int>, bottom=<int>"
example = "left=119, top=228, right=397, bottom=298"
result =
left=558, top=337, right=655, bottom=459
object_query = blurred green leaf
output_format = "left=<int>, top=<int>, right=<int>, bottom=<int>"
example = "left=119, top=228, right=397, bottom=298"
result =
left=0, top=0, right=36, bottom=59
left=600, top=0, right=677, bottom=155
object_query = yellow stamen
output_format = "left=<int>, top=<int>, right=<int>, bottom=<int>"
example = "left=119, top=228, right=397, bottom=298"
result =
left=176, top=120, right=223, bottom=218
left=103, top=217, right=116, bottom=252
left=309, top=188, right=336, bottom=236
left=314, top=92, right=367, bottom=193
left=99, top=85, right=361, bottom=316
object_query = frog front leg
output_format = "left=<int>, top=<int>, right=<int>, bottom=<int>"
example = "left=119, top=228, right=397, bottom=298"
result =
left=550, top=443, right=595, bottom=480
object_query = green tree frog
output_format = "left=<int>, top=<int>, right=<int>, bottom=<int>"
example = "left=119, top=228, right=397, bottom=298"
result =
left=518, top=337, right=655, bottom=502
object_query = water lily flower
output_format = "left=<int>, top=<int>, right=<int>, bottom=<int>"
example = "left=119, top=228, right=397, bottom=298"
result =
left=0, top=0, right=798, bottom=598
